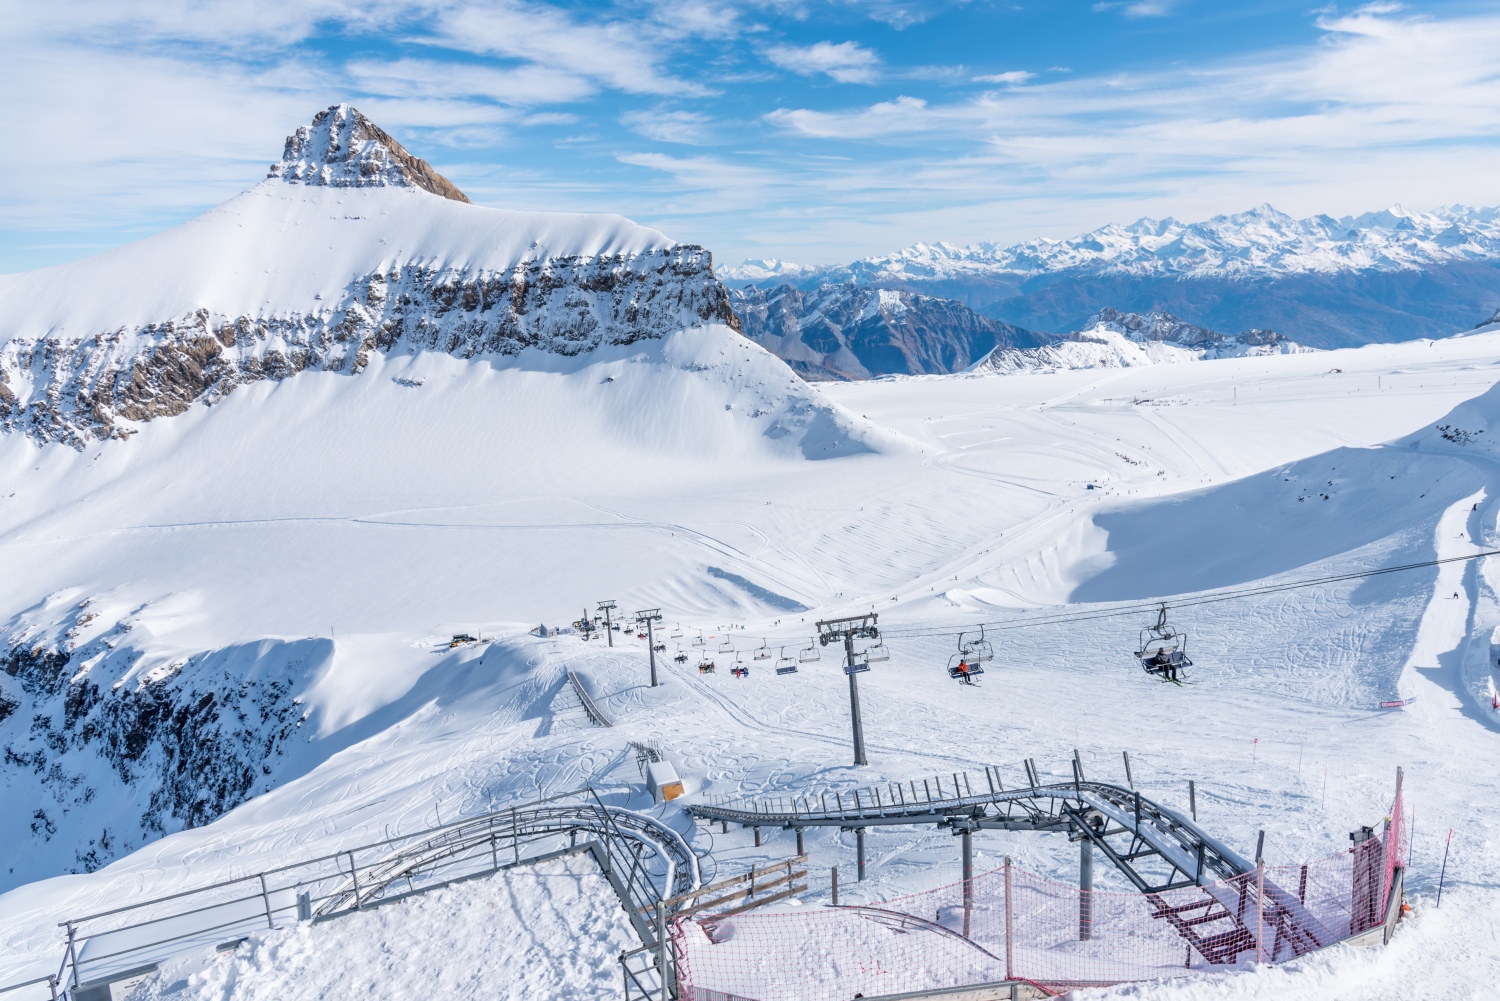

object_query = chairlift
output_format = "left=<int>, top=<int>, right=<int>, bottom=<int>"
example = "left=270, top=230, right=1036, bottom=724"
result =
left=673, top=650, right=688, bottom=664
left=963, top=626, right=995, bottom=663
left=754, top=640, right=771, bottom=661
left=798, top=639, right=821, bottom=663
left=698, top=658, right=716, bottom=674
left=731, top=654, right=750, bottom=679
left=775, top=646, right=798, bottom=675
left=1136, top=604, right=1192, bottom=685
left=636, top=631, right=648, bottom=640
left=844, top=655, right=870, bottom=676
left=653, top=642, right=667, bottom=653
left=865, top=640, right=890, bottom=663
left=670, top=625, right=684, bottom=640
left=692, top=632, right=706, bottom=648
left=718, top=639, right=735, bottom=655
left=946, top=653, right=984, bottom=685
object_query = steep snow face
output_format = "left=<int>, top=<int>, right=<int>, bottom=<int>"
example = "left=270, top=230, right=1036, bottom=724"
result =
left=0, top=112, right=738, bottom=445
left=976, top=307, right=1314, bottom=374
left=721, top=203, right=1500, bottom=284
left=268, top=104, right=471, bottom=203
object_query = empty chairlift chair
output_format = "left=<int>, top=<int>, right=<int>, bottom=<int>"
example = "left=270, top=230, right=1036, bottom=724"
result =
left=798, top=639, right=821, bottom=663
left=775, top=647, right=798, bottom=675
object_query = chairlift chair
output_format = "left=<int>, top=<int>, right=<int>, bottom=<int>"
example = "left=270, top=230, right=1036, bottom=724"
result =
left=798, top=639, right=821, bottom=663
left=731, top=654, right=750, bottom=679
left=959, top=626, right=994, bottom=664
left=718, top=639, right=735, bottom=655
left=1136, top=604, right=1192, bottom=684
left=754, top=641, right=771, bottom=661
left=653, top=642, right=666, bottom=652
left=775, top=646, right=798, bottom=675
left=865, top=640, right=890, bottom=663
left=670, top=625, right=683, bottom=640
left=692, top=632, right=706, bottom=648
left=697, top=658, right=716, bottom=674
left=946, top=653, right=984, bottom=685
left=673, top=649, right=688, bottom=664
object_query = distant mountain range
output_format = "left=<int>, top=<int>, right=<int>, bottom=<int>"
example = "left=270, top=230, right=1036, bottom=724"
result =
left=722, top=204, right=1500, bottom=349
left=729, top=283, right=1047, bottom=380
left=729, top=276, right=1314, bottom=379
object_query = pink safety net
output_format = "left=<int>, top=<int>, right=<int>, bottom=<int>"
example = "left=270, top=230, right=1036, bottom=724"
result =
left=675, top=805, right=1403, bottom=1001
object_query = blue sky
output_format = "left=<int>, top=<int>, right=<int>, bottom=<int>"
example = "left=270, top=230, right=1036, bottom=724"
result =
left=2, top=0, right=1498, bottom=273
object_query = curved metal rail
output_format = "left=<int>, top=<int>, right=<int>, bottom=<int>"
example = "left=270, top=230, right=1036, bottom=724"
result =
left=315, top=797, right=698, bottom=919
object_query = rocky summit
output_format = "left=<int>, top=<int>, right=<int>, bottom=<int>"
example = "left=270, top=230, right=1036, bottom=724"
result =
left=268, top=103, right=471, bottom=203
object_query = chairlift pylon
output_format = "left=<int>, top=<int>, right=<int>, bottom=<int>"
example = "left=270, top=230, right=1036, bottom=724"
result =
left=1136, top=603, right=1192, bottom=685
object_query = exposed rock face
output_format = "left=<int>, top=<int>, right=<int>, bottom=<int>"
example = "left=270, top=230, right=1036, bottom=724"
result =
left=730, top=282, right=1047, bottom=380
left=1, top=599, right=316, bottom=887
left=1086, top=307, right=1295, bottom=351
left=0, top=248, right=737, bottom=445
left=269, top=103, right=471, bottom=203
left=975, top=306, right=1314, bottom=374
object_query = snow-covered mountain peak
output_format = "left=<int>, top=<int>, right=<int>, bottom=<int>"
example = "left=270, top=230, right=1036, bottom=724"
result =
left=721, top=201, right=1500, bottom=287
left=268, top=104, right=470, bottom=203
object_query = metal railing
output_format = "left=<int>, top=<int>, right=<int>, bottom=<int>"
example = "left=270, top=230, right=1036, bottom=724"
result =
left=1, top=787, right=698, bottom=999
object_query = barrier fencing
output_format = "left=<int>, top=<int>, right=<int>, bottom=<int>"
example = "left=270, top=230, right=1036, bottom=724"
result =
left=674, top=793, right=1405, bottom=1000
left=0, top=788, right=696, bottom=1000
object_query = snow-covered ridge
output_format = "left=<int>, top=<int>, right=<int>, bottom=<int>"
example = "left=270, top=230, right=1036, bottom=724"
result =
left=268, top=103, right=470, bottom=203
left=723, top=203, right=1500, bottom=284
left=975, top=307, right=1314, bottom=374
left=0, top=110, right=738, bottom=445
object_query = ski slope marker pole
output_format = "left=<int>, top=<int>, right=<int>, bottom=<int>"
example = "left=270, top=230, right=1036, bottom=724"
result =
left=1436, top=829, right=1452, bottom=907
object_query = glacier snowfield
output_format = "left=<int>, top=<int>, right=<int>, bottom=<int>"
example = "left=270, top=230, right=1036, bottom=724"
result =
left=2, top=324, right=1500, bottom=998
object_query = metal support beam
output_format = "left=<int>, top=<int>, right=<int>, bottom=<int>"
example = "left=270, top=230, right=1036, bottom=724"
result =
left=846, top=633, right=867, bottom=766
left=857, top=827, right=867, bottom=881
left=1079, top=838, right=1094, bottom=941
left=961, top=827, right=974, bottom=939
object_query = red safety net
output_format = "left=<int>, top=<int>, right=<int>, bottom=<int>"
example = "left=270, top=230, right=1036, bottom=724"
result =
left=674, top=808, right=1403, bottom=1000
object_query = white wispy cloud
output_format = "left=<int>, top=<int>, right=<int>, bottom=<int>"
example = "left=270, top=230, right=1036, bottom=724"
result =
left=973, top=71, right=1034, bottom=85
left=765, top=41, right=881, bottom=84
left=620, top=108, right=716, bottom=145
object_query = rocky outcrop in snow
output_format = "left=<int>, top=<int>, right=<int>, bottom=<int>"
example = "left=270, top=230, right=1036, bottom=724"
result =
left=730, top=282, right=1047, bottom=380
left=1, top=596, right=312, bottom=887
left=975, top=307, right=1314, bottom=374
left=269, top=104, right=470, bottom=203
left=1, top=248, right=736, bottom=445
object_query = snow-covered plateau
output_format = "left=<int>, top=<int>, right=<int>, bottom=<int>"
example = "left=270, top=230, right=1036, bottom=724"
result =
left=2, top=107, right=1499, bottom=1001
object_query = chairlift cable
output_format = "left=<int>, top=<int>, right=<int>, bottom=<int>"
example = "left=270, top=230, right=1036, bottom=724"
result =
left=876, top=547, right=1500, bottom=641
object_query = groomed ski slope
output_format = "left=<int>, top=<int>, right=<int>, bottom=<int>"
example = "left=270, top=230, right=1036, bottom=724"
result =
left=2, top=326, right=1500, bottom=998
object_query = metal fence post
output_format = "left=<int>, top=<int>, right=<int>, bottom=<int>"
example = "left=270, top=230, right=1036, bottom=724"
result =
left=1003, top=856, right=1014, bottom=981
left=1255, top=860, right=1265, bottom=964
left=656, top=900, right=668, bottom=1001
left=65, top=922, right=79, bottom=990
left=259, top=872, right=274, bottom=929
left=512, top=807, right=521, bottom=865
left=348, top=851, right=361, bottom=910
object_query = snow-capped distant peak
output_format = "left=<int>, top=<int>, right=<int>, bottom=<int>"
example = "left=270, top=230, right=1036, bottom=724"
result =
left=268, top=104, right=470, bottom=203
